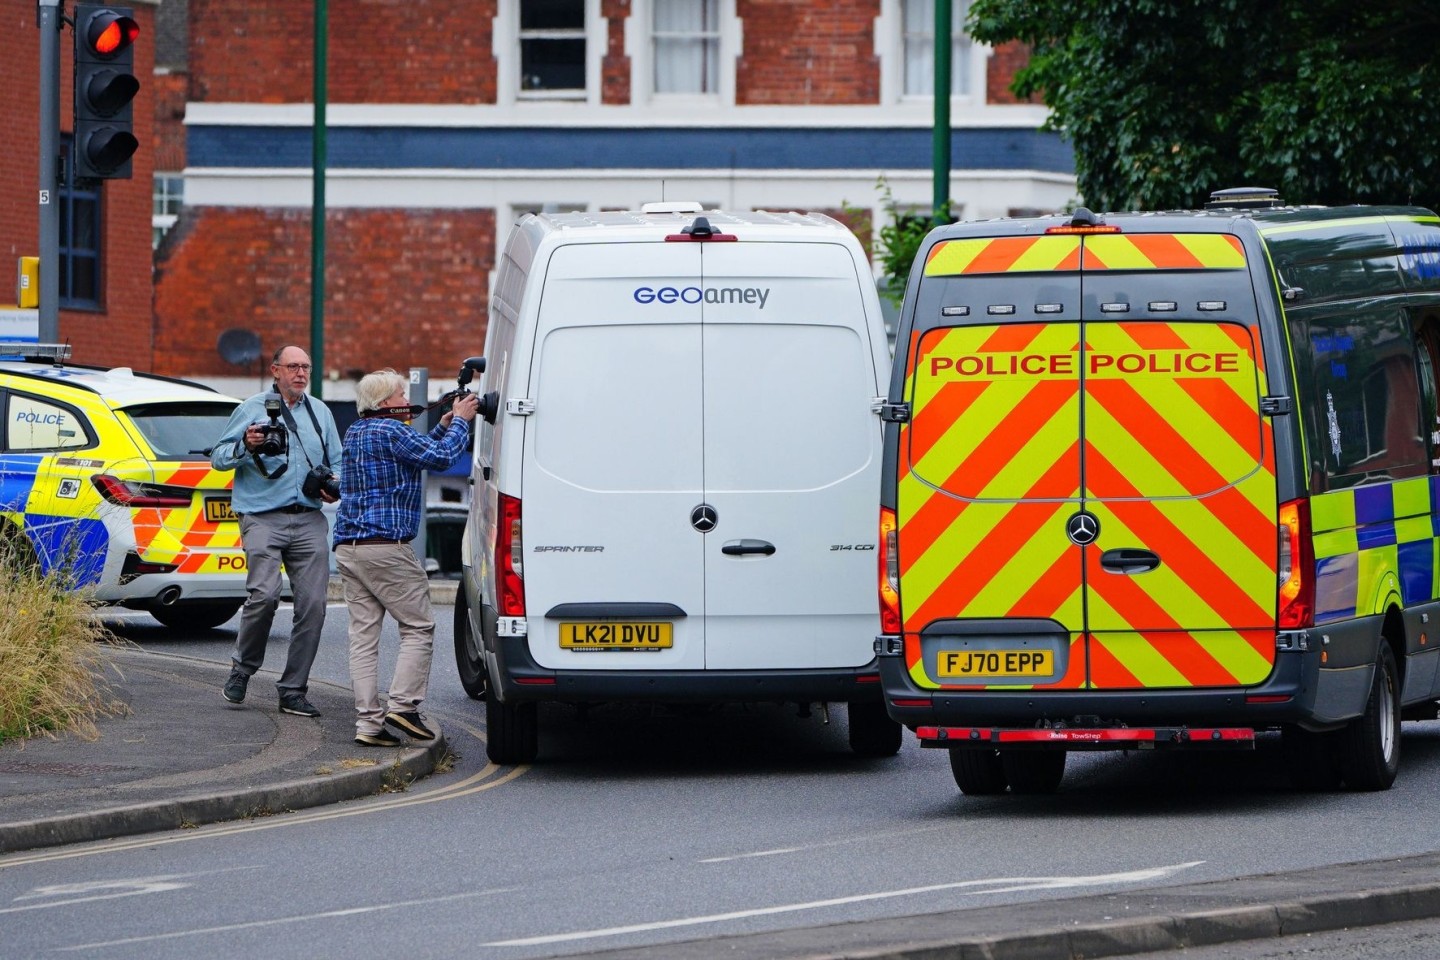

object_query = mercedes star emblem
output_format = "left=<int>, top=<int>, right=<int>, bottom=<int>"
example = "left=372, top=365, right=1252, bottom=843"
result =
left=691, top=503, right=718, bottom=533
left=1066, top=510, right=1100, bottom=546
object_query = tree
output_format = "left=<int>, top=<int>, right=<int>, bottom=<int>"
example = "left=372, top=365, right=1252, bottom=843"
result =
left=968, top=0, right=1440, bottom=212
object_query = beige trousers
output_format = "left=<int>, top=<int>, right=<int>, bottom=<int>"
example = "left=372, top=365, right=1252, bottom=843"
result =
left=335, top=542, right=435, bottom=735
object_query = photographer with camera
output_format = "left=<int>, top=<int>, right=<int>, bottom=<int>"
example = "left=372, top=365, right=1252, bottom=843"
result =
left=333, top=368, right=478, bottom=747
left=211, top=345, right=343, bottom=718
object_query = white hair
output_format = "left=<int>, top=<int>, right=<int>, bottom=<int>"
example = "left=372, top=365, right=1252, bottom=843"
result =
left=355, top=368, right=408, bottom=413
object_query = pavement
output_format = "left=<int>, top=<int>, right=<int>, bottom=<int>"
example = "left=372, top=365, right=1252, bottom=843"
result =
left=3, top=588, right=1440, bottom=960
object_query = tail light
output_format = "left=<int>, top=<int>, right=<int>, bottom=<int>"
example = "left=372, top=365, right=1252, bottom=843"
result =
left=1277, top=498, right=1313, bottom=629
left=496, top=492, right=525, bottom=617
left=879, top=506, right=902, bottom=633
left=92, top=474, right=192, bottom=509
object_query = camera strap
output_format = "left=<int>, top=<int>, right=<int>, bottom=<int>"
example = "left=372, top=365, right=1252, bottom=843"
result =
left=277, top=395, right=331, bottom=470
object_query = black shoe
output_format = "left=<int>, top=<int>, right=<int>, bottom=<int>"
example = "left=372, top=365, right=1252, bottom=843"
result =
left=222, top=669, right=249, bottom=704
left=384, top=711, right=436, bottom=741
left=279, top=693, right=321, bottom=717
left=354, top=728, right=404, bottom=747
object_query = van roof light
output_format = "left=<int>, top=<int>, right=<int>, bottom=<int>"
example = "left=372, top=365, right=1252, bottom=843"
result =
left=665, top=215, right=738, bottom=242
left=1045, top=206, right=1121, bottom=235
left=1205, top=187, right=1282, bottom=210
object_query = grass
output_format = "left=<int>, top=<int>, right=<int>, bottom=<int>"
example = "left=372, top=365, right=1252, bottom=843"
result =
left=0, top=542, right=126, bottom=744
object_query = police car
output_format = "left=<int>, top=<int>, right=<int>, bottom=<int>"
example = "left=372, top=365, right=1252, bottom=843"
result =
left=0, top=343, right=247, bottom=628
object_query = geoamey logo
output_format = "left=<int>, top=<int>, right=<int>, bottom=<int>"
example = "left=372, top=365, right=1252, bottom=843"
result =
left=633, top=285, right=770, bottom=309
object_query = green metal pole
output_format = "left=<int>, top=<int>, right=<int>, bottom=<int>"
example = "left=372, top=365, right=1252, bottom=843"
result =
left=932, top=0, right=952, bottom=226
left=310, top=0, right=327, bottom=397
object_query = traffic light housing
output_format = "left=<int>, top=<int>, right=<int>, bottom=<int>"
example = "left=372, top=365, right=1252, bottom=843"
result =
left=73, top=4, right=140, bottom=179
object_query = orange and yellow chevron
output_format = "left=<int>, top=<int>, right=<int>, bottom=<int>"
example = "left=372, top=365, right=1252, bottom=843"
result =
left=923, top=233, right=1246, bottom=276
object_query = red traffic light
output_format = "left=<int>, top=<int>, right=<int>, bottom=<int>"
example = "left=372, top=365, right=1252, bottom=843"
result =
left=85, top=10, right=138, bottom=57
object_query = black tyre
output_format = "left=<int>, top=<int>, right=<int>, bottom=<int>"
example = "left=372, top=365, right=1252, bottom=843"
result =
left=948, top=747, right=1007, bottom=795
left=1336, top=643, right=1401, bottom=791
left=150, top=599, right=243, bottom=630
left=847, top=700, right=902, bottom=757
left=453, top=594, right=487, bottom=701
left=1280, top=725, right=1342, bottom=791
left=486, top=694, right=538, bottom=765
left=1000, top=749, right=1066, bottom=794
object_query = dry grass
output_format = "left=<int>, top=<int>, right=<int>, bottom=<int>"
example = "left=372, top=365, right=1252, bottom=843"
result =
left=0, top=543, right=126, bottom=744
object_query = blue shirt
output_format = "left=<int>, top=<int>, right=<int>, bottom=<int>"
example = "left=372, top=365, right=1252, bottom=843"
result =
left=212, top=392, right=343, bottom=515
left=333, top=416, right=471, bottom=543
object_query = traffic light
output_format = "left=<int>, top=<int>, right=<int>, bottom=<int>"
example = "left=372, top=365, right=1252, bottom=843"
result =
left=72, top=4, right=140, bottom=179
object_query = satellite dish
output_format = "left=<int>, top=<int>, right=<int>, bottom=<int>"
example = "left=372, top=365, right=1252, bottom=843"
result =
left=217, top=328, right=262, bottom=366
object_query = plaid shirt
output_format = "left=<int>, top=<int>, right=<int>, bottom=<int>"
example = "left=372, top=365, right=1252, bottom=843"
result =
left=333, top=416, right=471, bottom=543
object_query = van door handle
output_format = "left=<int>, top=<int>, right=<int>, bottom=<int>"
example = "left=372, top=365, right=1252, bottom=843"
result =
left=1100, top=548, right=1160, bottom=574
left=722, top=539, right=776, bottom=556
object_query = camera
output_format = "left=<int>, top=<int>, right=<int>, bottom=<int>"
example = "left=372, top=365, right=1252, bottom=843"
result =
left=439, top=356, right=500, bottom=424
left=302, top=465, right=340, bottom=501
left=255, top=395, right=288, bottom=456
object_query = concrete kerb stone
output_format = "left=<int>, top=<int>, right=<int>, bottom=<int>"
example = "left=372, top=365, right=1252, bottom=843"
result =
left=0, top=736, right=445, bottom=855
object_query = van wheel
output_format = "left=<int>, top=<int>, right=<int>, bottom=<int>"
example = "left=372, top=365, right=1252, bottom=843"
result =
left=452, top=595, right=487, bottom=701
left=486, top=694, right=538, bottom=765
left=1336, top=644, right=1401, bottom=791
left=1000, top=749, right=1066, bottom=794
left=847, top=700, right=902, bottom=757
left=948, top=748, right=1007, bottom=795
left=151, top=600, right=242, bottom=630
left=1280, top=725, right=1342, bottom=791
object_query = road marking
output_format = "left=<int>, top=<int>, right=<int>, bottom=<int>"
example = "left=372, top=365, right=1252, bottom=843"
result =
left=485, top=862, right=1206, bottom=948
left=0, top=716, right=527, bottom=871
left=699, top=824, right=956, bottom=863
left=58, top=887, right=515, bottom=952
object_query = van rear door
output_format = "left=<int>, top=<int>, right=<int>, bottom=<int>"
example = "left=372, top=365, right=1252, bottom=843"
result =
left=1080, top=236, right=1277, bottom=689
left=699, top=241, right=883, bottom=670
left=898, top=231, right=1278, bottom=691
left=521, top=242, right=707, bottom=671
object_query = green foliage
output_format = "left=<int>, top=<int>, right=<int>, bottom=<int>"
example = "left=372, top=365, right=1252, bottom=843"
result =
left=846, top=178, right=952, bottom=307
left=969, top=0, right=1440, bottom=211
left=0, top=538, right=123, bottom=743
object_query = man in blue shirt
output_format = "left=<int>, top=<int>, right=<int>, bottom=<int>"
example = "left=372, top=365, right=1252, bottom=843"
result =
left=333, top=368, right=478, bottom=747
left=212, top=345, right=343, bottom=717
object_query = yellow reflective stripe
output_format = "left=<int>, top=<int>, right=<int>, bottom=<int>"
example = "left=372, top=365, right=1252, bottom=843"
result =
left=1393, top=476, right=1430, bottom=519
left=1311, top=490, right=1356, bottom=533
left=1089, top=508, right=1244, bottom=626
left=922, top=236, right=1081, bottom=276
left=1084, top=234, right=1246, bottom=270
left=1314, top=527, right=1359, bottom=561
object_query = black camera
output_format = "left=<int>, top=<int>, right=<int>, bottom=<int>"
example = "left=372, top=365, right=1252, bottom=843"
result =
left=255, top=395, right=288, bottom=456
left=302, top=465, right=340, bottom=501
left=439, top=356, right=500, bottom=424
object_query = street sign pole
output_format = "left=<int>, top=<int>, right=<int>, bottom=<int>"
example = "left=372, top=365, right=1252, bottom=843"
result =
left=38, top=0, right=62, bottom=342
left=932, top=0, right=952, bottom=225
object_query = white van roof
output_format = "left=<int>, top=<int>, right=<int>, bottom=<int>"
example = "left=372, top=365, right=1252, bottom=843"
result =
left=533, top=206, right=852, bottom=241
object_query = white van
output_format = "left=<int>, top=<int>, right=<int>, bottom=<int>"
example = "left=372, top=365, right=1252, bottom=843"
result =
left=453, top=203, right=900, bottom=764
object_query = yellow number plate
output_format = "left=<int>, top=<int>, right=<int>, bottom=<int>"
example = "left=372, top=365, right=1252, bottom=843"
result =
left=559, top=621, right=673, bottom=651
left=937, top=649, right=1053, bottom=678
left=204, top=497, right=237, bottom=523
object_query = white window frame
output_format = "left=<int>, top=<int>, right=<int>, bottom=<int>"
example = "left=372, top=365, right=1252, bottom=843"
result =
left=495, top=0, right=605, bottom=105
left=153, top=172, right=183, bottom=248
left=628, top=0, right=738, bottom=108
left=876, top=0, right=989, bottom=109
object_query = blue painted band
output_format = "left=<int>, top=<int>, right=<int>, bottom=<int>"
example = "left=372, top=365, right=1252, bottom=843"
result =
left=187, top=125, right=1075, bottom=174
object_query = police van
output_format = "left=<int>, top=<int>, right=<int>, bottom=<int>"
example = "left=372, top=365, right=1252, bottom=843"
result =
left=878, top=189, right=1440, bottom=794
left=454, top=203, right=900, bottom=764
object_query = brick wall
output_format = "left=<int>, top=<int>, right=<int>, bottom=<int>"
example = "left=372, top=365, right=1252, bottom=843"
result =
left=986, top=41, right=1038, bottom=105
left=735, top=0, right=880, bottom=105
left=153, top=207, right=495, bottom=382
left=601, top=0, right=632, bottom=104
left=190, top=0, right=498, bottom=104
left=0, top=0, right=156, bottom=370
left=153, top=71, right=187, bottom=171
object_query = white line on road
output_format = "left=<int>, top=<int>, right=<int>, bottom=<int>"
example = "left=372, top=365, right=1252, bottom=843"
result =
left=698, top=824, right=956, bottom=863
left=485, top=861, right=1206, bottom=948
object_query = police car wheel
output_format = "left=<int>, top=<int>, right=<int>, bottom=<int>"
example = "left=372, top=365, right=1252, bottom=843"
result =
left=150, top=600, right=243, bottom=631
left=1336, top=643, right=1401, bottom=791
left=453, top=592, right=487, bottom=701
left=1000, top=749, right=1066, bottom=794
left=948, top=747, right=1007, bottom=795
left=847, top=700, right=902, bottom=757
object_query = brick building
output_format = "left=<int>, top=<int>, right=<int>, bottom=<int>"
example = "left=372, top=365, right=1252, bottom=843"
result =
left=2, top=0, right=157, bottom=369
left=13, top=1, right=1076, bottom=392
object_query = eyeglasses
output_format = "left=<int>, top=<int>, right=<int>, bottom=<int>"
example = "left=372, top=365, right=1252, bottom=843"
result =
left=275, top=362, right=312, bottom=373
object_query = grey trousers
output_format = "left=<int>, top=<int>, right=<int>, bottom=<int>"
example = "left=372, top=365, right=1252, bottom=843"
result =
left=335, top=542, right=434, bottom=736
left=231, top=509, right=331, bottom=695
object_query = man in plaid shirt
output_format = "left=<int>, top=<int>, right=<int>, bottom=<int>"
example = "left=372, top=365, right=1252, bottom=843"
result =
left=333, top=368, right=479, bottom=747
